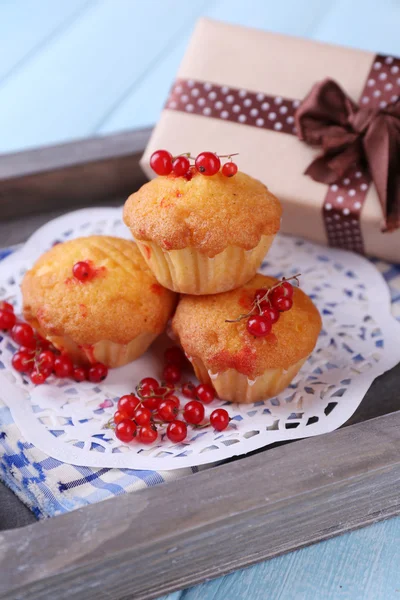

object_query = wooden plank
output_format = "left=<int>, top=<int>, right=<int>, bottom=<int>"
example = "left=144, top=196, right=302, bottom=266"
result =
left=99, top=0, right=337, bottom=134
left=0, top=0, right=90, bottom=83
left=0, top=128, right=151, bottom=180
left=0, top=128, right=151, bottom=226
left=0, top=198, right=122, bottom=248
left=182, top=517, right=400, bottom=600
left=345, top=361, right=400, bottom=425
left=97, top=34, right=191, bottom=135
left=0, top=411, right=399, bottom=600
left=312, top=0, right=400, bottom=54
left=0, top=1, right=208, bottom=154
left=205, top=0, right=335, bottom=35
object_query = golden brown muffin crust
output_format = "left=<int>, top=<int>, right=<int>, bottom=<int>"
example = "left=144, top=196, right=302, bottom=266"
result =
left=172, top=274, right=322, bottom=378
left=22, top=236, right=177, bottom=346
left=123, top=171, right=282, bottom=257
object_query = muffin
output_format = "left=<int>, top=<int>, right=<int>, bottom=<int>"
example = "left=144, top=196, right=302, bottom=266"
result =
left=172, top=274, right=321, bottom=403
left=123, top=170, right=281, bottom=294
left=22, top=236, right=177, bottom=368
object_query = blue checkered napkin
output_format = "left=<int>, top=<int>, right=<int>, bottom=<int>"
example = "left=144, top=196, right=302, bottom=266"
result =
left=0, top=247, right=399, bottom=519
left=0, top=403, right=196, bottom=518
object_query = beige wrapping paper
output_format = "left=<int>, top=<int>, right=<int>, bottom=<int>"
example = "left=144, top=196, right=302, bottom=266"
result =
left=141, top=18, right=400, bottom=262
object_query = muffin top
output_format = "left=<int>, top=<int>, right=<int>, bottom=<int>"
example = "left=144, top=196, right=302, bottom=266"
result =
left=22, top=236, right=177, bottom=346
left=123, top=170, right=282, bottom=257
left=172, top=274, right=322, bottom=378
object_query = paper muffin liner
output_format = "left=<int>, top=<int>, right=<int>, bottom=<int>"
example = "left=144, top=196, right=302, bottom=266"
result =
left=189, top=356, right=307, bottom=403
left=82, top=334, right=158, bottom=367
left=39, top=331, right=158, bottom=369
left=134, top=234, right=275, bottom=295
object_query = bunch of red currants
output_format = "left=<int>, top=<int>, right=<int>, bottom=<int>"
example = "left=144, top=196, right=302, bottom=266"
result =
left=0, top=301, right=108, bottom=384
left=150, top=149, right=238, bottom=179
left=226, top=275, right=300, bottom=337
left=112, top=346, right=230, bottom=445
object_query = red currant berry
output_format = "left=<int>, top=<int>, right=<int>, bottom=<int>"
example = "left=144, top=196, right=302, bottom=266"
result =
left=183, top=167, right=195, bottom=181
left=168, top=395, right=180, bottom=409
left=113, top=410, right=129, bottom=425
left=142, top=396, right=160, bottom=411
left=88, top=362, right=108, bottom=383
left=115, top=419, right=137, bottom=443
left=41, top=365, right=53, bottom=377
left=0, top=301, right=14, bottom=313
left=254, top=288, right=268, bottom=303
left=38, top=350, right=55, bottom=370
left=150, top=149, right=173, bottom=176
left=246, top=315, right=272, bottom=337
left=19, top=346, right=36, bottom=358
left=273, top=296, right=293, bottom=312
left=260, top=305, right=280, bottom=324
left=138, top=377, right=159, bottom=397
left=138, top=424, right=158, bottom=445
left=0, top=308, right=16, bottom=330
left=195, top=152, right=221, bottom=176
left=54, top=355, right=73, bottom=378
left=73, top=366, right=88, bottom=382
left=133, top=406, right=152, bottom=426
left=72, top=261, right=94, bottom=282
left=11, top=323, right=35, bottom=347
left=182, top=381, right=196, bottom=399
left=195, top=383, right=215, bottom=404
left=270, top=282, right=293, bottom=306
left=221, top=162, right=238, bottom=177
left=157, top=399, right=179, bottom=422
left=30, top=369, right=49, bottom=385
left=183, top=400, right=205, bottom=425
left=163, top=364, right=181, bottom=385
left=172, top=156, right=190, bottom=177
left=167, top=420, right=187, bottom=443
left=210, top=408, right=230, bottom=431
left=12, top=351, right=34, bottom=373
left=281, top=281, right=294, bottom=297
left=164, top=346, right=186, bottom=368
left=117, top=394, right=139, bottom=417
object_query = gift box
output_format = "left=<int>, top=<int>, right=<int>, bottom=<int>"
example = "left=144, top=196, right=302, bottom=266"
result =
left=141, top=18, right=400, bottom=263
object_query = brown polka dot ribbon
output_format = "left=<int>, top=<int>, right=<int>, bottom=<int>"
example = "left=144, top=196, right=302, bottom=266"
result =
left=166, top=80, right=300, bottom=136
left=166, top=54, right=400, bottom=254
left=321, top=54, right=400, bottom=253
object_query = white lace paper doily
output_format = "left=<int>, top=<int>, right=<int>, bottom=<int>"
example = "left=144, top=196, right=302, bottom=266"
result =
left=1, top=207, right=399, bottom=471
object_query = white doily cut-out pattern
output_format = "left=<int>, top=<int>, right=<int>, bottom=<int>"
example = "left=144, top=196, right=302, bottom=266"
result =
left=1, top=207, right=400, bottom=471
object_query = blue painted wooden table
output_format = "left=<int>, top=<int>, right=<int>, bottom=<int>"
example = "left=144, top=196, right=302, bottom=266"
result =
left=1, top=1, right=400, bottom=598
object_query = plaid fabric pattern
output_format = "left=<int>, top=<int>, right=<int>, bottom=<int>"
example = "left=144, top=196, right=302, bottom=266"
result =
left=1, top=246, right=399, bottom=519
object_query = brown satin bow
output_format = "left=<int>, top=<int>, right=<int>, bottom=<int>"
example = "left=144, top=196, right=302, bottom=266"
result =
left=295, top=78, right=400, bottom=232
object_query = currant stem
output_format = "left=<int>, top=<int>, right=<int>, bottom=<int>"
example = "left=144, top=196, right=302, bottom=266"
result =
left=225, top=273, right=301, bottom=324
left=136, top=385, right=176, bottom=401
left=256, top=273, right=301, bottom=306
left=175, top=152, right=239, bottom=162
left=225, top=310, right=255, bottom=324
left=176, top=152, right=195, bottom=161
left=217, top=152, right=239, bottom=158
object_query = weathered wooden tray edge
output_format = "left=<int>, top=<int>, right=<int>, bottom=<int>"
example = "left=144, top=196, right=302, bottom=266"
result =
left=0, top=411, right=399, bottom=600
left=0, top=130, right=399, bottom=600
left=0, top=128, right=151, bottom=231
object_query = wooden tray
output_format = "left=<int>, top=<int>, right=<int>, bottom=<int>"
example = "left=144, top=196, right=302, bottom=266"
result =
left=0, top=131, right=399, bottom=600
